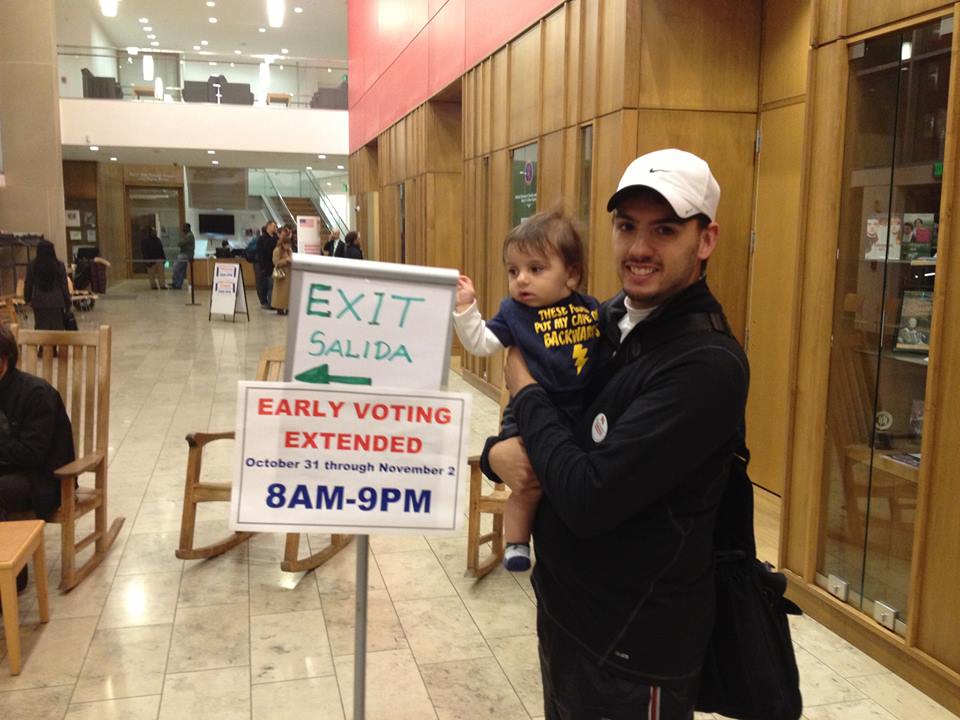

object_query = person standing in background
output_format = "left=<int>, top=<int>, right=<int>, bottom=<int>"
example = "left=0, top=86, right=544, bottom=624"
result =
left=24, top=241, right=71, bottom=330
left=256, top=221, right=278, bottom=309
left=271, top=224, right=294, bottom=316
left=323, top=228, right=344, bottom=257
left=171, top=222, right=196, bottom=290
left=343, top=230, right=363, bottom=260
left=141, top=227, right=167, bottom=289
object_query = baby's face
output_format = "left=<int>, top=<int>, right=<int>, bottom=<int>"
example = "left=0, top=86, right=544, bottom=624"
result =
left=504, top=246, right=578, bottom=308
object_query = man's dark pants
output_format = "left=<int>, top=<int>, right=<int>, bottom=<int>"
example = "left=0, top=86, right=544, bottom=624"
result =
left=537, top=612, right=698, bottom=720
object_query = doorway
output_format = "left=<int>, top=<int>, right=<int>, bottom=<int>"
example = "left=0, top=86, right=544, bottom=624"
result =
left=127, top=186, right=185, bottom=275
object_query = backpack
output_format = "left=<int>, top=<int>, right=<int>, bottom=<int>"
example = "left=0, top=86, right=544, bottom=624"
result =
left=245, top=236, right=259, bottom=263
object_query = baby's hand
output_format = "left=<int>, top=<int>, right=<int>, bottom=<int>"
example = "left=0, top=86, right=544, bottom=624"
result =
left=456, top=275, right=476, bottom=312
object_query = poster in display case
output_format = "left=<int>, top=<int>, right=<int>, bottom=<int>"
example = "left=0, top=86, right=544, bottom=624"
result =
left=895, top=289, right=933, bottom=352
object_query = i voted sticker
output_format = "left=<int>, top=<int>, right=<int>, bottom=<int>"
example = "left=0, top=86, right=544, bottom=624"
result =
left=591, top=413, right=608, bottom=443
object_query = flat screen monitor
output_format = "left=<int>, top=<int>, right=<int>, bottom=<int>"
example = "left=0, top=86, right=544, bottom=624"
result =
left=198, top=213, right=235, bottom=235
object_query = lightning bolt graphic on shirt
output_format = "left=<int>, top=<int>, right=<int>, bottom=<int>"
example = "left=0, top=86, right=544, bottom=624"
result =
left=572, top=343, right=588, bottom=375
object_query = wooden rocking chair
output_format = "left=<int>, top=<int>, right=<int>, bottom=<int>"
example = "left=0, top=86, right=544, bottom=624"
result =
left=10, top=325, right=125, bottom=590
left=175, top=345, right=351, bottom=571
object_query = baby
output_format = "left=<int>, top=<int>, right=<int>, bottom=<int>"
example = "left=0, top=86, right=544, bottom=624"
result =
left=454, top=209, right=601, bottom=571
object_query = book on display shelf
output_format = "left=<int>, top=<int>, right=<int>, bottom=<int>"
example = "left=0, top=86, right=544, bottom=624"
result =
left=864, top=213, right=902, bottom=261
left=901, top=213, right=935, bottom=261
left=895, top=290, right=933, bottom=352
left=887, top=452, right=921, bottom=469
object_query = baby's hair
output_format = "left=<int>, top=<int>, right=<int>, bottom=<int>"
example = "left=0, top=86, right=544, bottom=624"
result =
left=502, top=208, right=585, bottom=285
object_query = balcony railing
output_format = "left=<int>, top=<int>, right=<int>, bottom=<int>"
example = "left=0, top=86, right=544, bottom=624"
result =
left=58, top=45, right=348, bottom=110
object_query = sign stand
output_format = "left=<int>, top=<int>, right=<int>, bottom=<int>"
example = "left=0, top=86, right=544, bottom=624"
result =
left=185, top=258, right=201, bottom=306
left=354, top=536, right=369, bottom=719
left=208, top=262, right=250, bottom=322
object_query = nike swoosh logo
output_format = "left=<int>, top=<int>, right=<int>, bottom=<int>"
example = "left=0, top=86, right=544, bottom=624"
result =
left=649, top=168, right=668, bottom=173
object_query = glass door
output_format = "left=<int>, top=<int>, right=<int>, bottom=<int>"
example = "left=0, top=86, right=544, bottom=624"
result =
left=818, top=16, right=951, bottom=634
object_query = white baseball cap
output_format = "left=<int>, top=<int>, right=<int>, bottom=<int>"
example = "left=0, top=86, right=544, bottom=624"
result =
left=606, top=148, right=720, bottom=221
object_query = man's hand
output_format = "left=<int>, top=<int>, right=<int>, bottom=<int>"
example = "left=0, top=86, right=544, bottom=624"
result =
left=504, top=347, right=536, bottom=397
left=488, top=436, right=539, bottom=494
left=456, top=275, right=477, bottom=312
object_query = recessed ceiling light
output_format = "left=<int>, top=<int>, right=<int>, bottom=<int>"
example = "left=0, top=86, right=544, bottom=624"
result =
left=326, top=182, right=332, bottom=186
left=327, top=67, right=332, bottom=72
left=230, top=62, right=235, bottom=67
left=206, top=1, right=216, bottom=6
left=150, top=41, right=159, bottom=46
left=234, top=49, right=242, bottom=55
left=201, top=40, right=209, bottom=46
left=209, top=17, right=218, bottom=23
left=306, top=166, right=312, bottom=170
left=193, top=45, right=201, bottom=50
left=127, top=46, right=139, bottom=55
left=207, top=150, right=216, bottom=154
left=110, top=157, right=118, bottom=161
left=146, top=34, right=156, bottom=39
left=212, top=160, right=219, bottom=165
left=294, top=6, right=303, bottom=13
left=279, top=64, right=284, bottom=71
left=336, top=165, right=344, bottom=170
left=143, top=26, right=152, bottom=31
left=138, top=17, right=149, bottom=24
left=89, top=145, right=99, bottom=151
left=281, top=48, right=289, bottom=54
left=209, top=61, right=217, bottom=66
left=317, top=154, right=326, bottom=159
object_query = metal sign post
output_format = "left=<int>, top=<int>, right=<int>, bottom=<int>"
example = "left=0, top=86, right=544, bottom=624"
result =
left=354, top=535, right=369, bottom=719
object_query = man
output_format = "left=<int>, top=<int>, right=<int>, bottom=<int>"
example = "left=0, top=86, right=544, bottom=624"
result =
left=486, top=149, right=749, bottom=719
left=323, top=228, right=344, bottom=257
left=255, top=221, right=279, bottom=308
left=0, top=324, right=75, bottom=592
left=171, top=222, right=196, bottom=289
left=141, top=226, right=167, bottom=289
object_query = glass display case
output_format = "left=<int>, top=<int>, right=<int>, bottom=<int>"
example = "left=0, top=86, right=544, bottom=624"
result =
left=817, top=17, right=952, bottom=634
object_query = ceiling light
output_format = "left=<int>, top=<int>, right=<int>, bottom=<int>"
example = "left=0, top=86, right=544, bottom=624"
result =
left=193, top=45, right=201, bottom=50
left=281, top=48, right=289, bottom=54
left=306, top=166, right=313, bottom=170
left=139, top=17, right=150, bottom=24
left=235, top=50, right=242, bottom=55
left=209, top=17, right=218, bottom=23
left=99, top=0, right=118, bottom=18
left=89, top=145, right=100, bottom=151
left=326, top=182, right=332, bottom=186
left=201, top=40, right=209, bottom=46
left=206, top=1, right=216, bottom=6
left=127, top=47, right=139, bottom=56
left=267, top=0, right=285, bottom=28
left=207, top=150, right=216, bottom=154
left=327, top=67, right=332, bottom=73
left=209, top=61, right=217, bottom=66
left=294, top=6, right=303, bottom=13
left=150, top=41, right=159, bottom=47
left=317, top=154, right=326, bottom=159
left=212, top=160, right=219, bottom=165
left=143, top=54, right=154, bottom=81
left=258, top=27, right=266, bottom=33
left=147, top=34, right=156, bottom=40
left=110, top=157, right=118, bottom=162
left=336, top=165, right=344, bottom=170
left=143, top=26, right=153, bottom=31
left=279, top=64, right=284, bottom=71
left=230, top=62, right=235, bottom=67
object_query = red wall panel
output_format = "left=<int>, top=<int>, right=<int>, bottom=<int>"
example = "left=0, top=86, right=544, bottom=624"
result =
left=348, top=0, right=564, bottom=151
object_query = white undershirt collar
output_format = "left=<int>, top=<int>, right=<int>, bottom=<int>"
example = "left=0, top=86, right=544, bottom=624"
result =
left=617, top=297, right=658, bottom=342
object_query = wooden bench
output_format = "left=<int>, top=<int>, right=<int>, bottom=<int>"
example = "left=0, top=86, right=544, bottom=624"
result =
left=0, top=521, right=50, bottom=674
left=176, top=345, right=351, bottom=571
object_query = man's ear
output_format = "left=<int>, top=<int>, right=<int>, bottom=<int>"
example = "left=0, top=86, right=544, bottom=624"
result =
left=697, top=222, right=720, bottom=262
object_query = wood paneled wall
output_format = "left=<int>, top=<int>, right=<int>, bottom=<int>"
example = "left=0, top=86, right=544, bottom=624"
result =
left=813, top=0, right=953, bottom=45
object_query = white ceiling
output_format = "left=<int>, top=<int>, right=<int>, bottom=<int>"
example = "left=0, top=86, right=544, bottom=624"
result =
left=59, top=0, right=347, bottom=66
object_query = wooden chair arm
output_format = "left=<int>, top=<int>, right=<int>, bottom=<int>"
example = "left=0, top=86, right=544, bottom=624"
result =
left=186, top=431, right=236, bottom=448
left=54, top=451, right=105, bottom=478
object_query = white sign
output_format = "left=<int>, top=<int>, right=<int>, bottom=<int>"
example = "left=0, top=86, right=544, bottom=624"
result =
left=209, top=262, right=249, bottom=319
left=286, top=254, right=459, bottom=389
left=297, top=215, right=323, bottom=255
left=230, top=382, right=471, bottom=534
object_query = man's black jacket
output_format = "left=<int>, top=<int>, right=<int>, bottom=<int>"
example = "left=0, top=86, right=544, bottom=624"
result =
left=0, top=367, right=76, bottom=517
left=508, top=280, right=749, bottom=687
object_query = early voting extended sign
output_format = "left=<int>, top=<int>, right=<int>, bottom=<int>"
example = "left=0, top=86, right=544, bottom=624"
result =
left=286, top=255, right=459, bottom=389
left=230, top=383, right=471, bottom=534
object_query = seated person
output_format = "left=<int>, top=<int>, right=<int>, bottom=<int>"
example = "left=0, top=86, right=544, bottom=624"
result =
left=0, top=324, right=76, bottom=592
left=215, top=240, right=233, bottom=258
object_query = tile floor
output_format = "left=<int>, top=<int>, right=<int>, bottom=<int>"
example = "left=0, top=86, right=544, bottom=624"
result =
left=1, top=281, right=957, bottom=720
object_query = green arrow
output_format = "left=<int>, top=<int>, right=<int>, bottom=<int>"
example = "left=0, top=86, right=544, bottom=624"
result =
left=295, top=363, right=372, bottom=385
